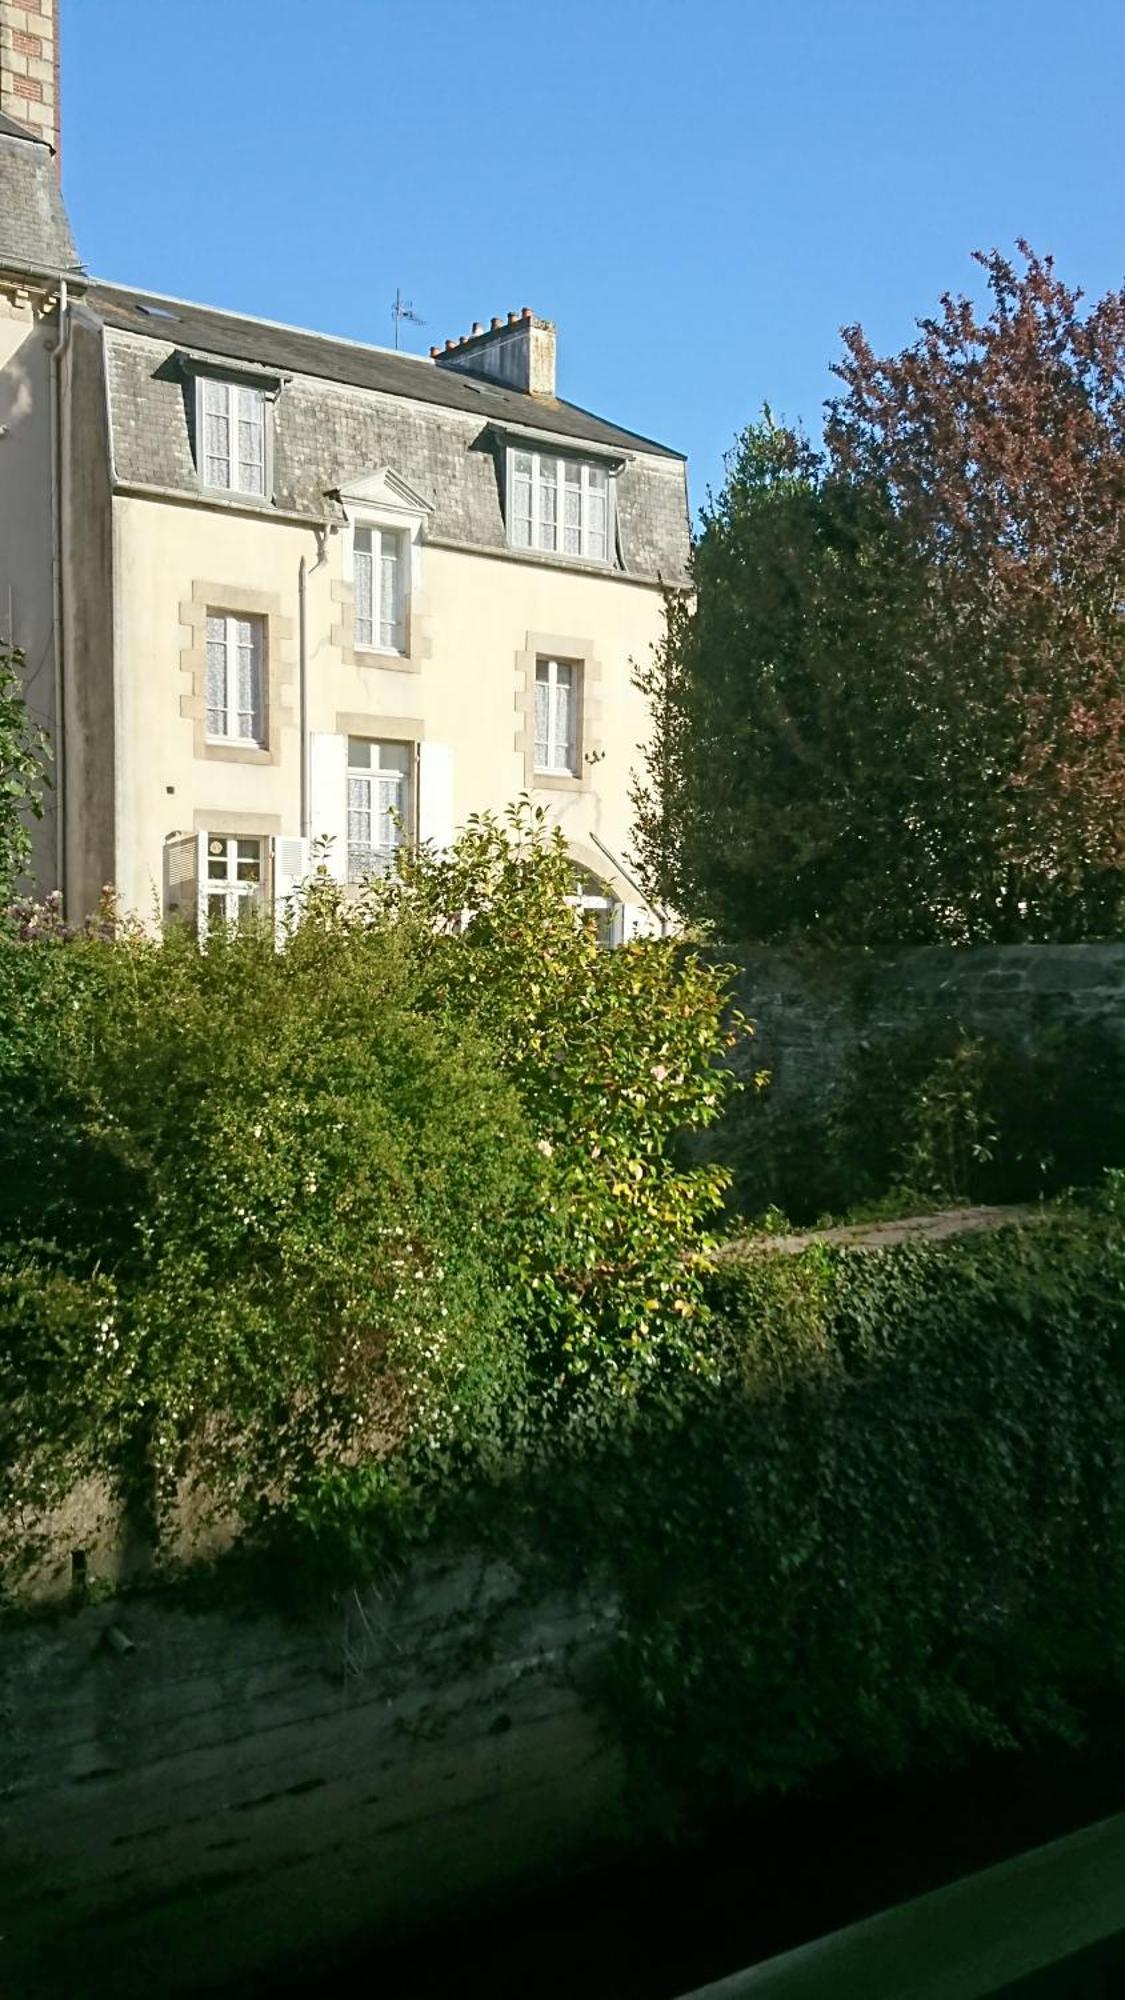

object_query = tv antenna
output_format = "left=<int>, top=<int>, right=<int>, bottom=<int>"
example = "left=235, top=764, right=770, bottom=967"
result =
left=391, top=288, right=426, bottom=350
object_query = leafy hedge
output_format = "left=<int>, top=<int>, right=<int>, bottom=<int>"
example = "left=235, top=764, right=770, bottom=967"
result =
left=399, top=1197, right=1125, bottom=1803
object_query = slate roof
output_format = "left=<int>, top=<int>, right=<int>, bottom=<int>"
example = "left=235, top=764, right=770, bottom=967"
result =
left=89, top=283, right=683, bottom=461
left=0, top=128, right=79, bottom=274
left=92, top=283, right=691, bottom=585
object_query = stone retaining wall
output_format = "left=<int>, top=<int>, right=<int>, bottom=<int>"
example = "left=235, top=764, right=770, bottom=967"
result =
left=0, top=1557, right=622, bottom=1998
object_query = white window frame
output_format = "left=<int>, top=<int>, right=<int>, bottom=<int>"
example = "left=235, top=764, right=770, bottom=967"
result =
left=196, top=376, right=270, bottom=498
left=507, top=448, right=613, bottom=563
left=534, top=655, right=580, bottom=776
left=346, top=737, right=415, bottom=881
left=352, top=523, right=409, bottom=655
left=205, top=611, right=266, bottom=746
left=565, top=866, right=619, bottom=948
left=203, top=834, right=268, bottom=928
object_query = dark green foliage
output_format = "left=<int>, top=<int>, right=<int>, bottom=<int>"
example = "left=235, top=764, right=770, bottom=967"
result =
left=632, top=419, right=932, bottom=942
left=0, top=646, right=49, bottom=904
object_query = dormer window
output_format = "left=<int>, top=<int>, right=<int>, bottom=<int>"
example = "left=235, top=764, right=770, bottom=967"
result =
left=509, top=449, right=610, bottom=562
left=199, top=378, right=267, bottom=496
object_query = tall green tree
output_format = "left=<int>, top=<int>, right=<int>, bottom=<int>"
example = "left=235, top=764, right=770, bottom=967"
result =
left=635, top=247, right=1125, bottom=943
left=0, top=646, right=49, bottom=906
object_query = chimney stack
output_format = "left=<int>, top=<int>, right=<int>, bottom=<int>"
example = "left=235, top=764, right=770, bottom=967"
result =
left=0, top=1, right=60, bottom=163
left=431, top=306, right=557, bottom=399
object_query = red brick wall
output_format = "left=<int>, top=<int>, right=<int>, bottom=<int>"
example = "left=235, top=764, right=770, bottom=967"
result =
left=0, top=3, right=59, bottom=161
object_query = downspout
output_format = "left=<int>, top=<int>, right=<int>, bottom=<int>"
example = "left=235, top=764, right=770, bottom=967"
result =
left=297, top=525, right=329, bottom=841
left=49, top=275, right=72, bottom=907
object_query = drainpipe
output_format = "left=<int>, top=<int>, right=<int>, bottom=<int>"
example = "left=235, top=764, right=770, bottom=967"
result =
left=298, top=525, right=328, bottom=841
left=49, top=275, right=72, bottom=907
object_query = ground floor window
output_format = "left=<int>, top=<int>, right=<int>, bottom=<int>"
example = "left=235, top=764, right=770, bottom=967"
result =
left=347, top=738, right=413, bottom=879
left=205, top=835, right=266, bottom=927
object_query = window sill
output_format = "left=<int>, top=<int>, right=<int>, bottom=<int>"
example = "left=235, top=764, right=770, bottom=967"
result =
left=355, top=644, right=409, bottom=662
left=533, top=770, right=586, bottom=794
left=510, top=542, right=612, bottom=571
left=202, top=738, right=272, bottom=765
left=200, top=483, right=272, bottom=505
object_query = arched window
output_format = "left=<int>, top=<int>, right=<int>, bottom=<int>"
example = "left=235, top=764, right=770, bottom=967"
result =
left=566, top=865, right=619, bottom=947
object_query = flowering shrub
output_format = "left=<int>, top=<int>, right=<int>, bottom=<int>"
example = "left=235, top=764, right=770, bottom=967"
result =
left=316, top=804, right=742, bottom=1404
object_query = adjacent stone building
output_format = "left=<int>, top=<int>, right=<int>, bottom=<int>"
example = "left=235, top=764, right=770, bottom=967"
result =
left=0, top=0, right=690, bottom=933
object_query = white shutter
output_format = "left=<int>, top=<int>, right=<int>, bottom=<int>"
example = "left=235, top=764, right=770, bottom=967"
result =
left=163, top=833, right=204, bottom=928
left=271, top=835, right=309, bottom=942
left=309, top=731, right=348, bottom=881
left=417, top=741, right=454, bottom=853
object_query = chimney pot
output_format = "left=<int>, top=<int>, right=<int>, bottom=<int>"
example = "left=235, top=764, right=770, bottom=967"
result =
left=432, top=307, right=556, bottom=397
left=429, top=345, right=440, bottom=358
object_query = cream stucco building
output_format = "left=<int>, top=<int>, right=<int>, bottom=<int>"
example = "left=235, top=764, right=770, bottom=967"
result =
left=0, top=3, right=690, bottom=936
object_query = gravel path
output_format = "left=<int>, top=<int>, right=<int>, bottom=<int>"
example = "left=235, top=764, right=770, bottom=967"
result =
left=724, top=1204, right=1052, bottom=1258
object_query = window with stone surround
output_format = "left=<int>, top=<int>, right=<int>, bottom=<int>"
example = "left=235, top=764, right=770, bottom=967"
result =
left=508, top=449, right=610, bottom=562
left=353, top=525, right=407, bottom=653
left=206, top=612, right=265, bottom=745
left=534, top=656, right=580, bottom=775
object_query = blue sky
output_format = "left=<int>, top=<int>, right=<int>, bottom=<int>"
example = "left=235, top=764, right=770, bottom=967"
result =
left=62, top=0, right=1125, bottom=511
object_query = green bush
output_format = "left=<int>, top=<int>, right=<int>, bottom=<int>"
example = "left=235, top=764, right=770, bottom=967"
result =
left=0, top=808, right=739, bottom=1573
left=0, top=904, right=537, bottom=1558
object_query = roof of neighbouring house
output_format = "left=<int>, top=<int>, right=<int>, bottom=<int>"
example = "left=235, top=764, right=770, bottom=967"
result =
left=0, top=125, right=78, bottom=275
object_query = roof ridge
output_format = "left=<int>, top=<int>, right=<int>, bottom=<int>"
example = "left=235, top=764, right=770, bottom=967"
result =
left=89, top=277, right=430, bottom=369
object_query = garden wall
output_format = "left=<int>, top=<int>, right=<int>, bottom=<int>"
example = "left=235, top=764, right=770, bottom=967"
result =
left=729, top=942, right=1125, bottom=1115
left=714, top=942, right=1125, bottom=1215
left=0, top=1557, right=622, bottom=1999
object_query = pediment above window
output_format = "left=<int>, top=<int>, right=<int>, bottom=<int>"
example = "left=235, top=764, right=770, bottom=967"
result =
left=332, top=466, right=434, bottom=521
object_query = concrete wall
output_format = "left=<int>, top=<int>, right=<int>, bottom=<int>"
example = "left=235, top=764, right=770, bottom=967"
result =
left=0, top=282, right=57, bottom=893
left=61, top=303, right=115, bottom=915
left=0, top=1556, right=623, bottom=1999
